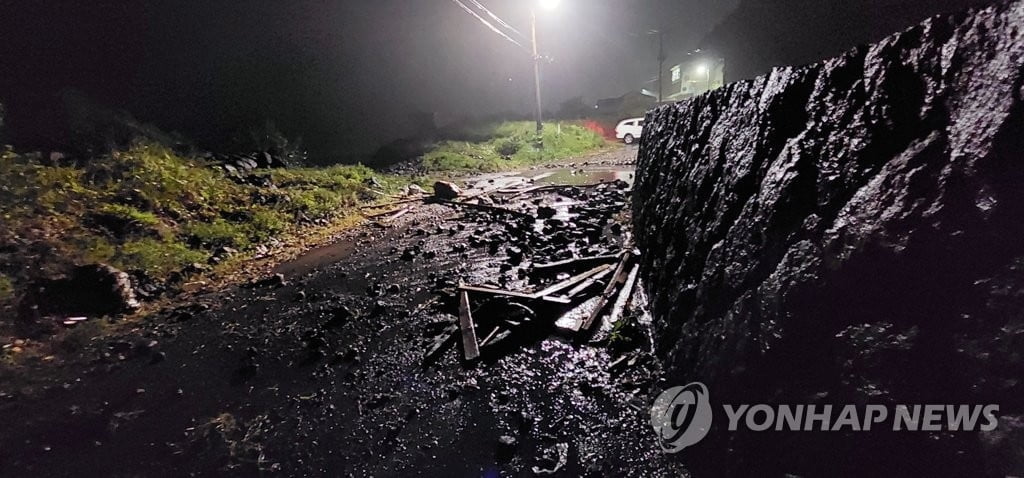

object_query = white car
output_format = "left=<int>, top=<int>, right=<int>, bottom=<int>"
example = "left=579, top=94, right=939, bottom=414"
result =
left=615, top=118, right=644, bottom=144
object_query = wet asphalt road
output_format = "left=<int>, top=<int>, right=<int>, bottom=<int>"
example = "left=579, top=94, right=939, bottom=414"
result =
left=0, top=147, right=687, bottom=477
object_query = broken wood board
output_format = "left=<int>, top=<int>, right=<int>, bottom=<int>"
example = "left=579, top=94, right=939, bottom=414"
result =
left=479, top=325, right=509, bottom=348
left=533, top=254, right=620, bottom=272
left=435, top=199, right=535, bottom=220
left=532, top=264, right=613, bottom=298
left=461, top=180, right=525, bottom=200
left=503, top=185, right=545, bottom=200
left=458, top=290, right=480, bottom=361
left=460, top=266, right=607, bottom=304
left=458, top=285, right=537, bottom=300
left=581, top=251, right=634, bottom=331
left=553, top=296, right=602, bottom=333
left=359, top=195, right=426, bottom=210
left=371, top=205, right=414, bottom=224
left=423, top=323, right=459, bottom=365
left=540, top=295, right=573, bottom=305
left=567, top=267, right=614, bottom=297
left=606, top=264, right=640, bottom=326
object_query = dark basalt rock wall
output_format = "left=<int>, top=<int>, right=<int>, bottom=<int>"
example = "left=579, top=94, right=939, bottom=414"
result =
left=634, top=1, right=1024, bottom=476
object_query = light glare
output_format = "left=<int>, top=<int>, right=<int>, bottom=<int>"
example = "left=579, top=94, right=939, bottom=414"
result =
left=538, top=0, right=561, bottom=10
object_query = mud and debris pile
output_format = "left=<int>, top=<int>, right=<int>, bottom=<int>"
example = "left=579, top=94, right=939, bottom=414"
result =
left=370, top=174, right=646, bottom=364
left=634, top=1, right=1024, bottom=476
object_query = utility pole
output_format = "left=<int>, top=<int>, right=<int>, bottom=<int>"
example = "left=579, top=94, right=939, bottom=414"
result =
left=531, top=9, right=544, bottom=147
left=657, top=30, right=665, bottom=103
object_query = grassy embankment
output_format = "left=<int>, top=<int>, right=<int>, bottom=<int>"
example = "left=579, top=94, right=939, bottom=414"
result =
left=0, top=121, right=606, bottom=309
left=422, top=121, right=608, bottom=173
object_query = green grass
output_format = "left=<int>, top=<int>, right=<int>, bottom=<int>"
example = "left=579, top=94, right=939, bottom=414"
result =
left=0, top=122, right=605, bottom=309
left=423, top=121, right=607, bottom=173
left=0, top=142, right=394, bottom=302
left=0, top=275, right=12, bottom=302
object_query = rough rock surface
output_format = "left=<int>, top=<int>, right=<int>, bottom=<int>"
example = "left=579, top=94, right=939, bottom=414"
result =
left=634, top=1, right=1024, bottom=476
left=433, top=180, right=463, bottom=199
left=20, top=264, right=140, bottom=319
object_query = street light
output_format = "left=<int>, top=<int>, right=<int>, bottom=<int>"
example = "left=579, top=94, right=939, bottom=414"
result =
left=531, top=0, right=558, bottom=147
left=695, top=63, right=710, bottom=93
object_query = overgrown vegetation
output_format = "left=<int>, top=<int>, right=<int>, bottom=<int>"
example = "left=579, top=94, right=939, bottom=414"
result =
left=0, top=120, right=608, bottom=311
left=423, top=121, right=607, bottom=173
left=0, top=142, right=392, bottom=303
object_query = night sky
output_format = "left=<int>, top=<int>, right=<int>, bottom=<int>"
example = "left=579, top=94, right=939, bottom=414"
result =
left=0, top=0, right=991, bottom=161
left=0, top=1, right=738, bottom=159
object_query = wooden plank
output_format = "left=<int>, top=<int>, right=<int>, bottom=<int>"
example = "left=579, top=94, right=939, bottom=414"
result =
left=369, top=205, right=414, bottom=223
left=607, top=264, right=640, bottom=325
left=359, top=196, right=425, bottom=210
left=422, top=323, right=459, bottom=365
left=532, top=264, right=613, bottom=298
left=435, top=199, right=535, bottom=220
left=461, top=181, right=523, bottom=200
left=540, top=295, right=573, bottom=305
left=533, top=254, right=620, bottom=272
left=458, top=285, right=538, bottom=299
left=458, top=290, right=480, bottom=361
left=479, top=326, right=503, bottom=347
left=566, top=267, right=614, bottom=297
left=383, top=205, right=414, bottom=222
left=504, top=185, right=545, bottom=200
left=581, top=252, right=633, bottom=331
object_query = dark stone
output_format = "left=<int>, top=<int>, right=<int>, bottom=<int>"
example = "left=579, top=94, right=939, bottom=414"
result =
left=496, top=435, right=517, bottom=460
left=634, top=2, right=1024, bottom=476
left=325, top=306, right=354, bottom=328
left=537, top=206, right=557, bottom=219
left=20, top=264, right=140, bottom=319
left=255, top=273, right=286, bottom=288
left=433, top=181, right=463, bottom=200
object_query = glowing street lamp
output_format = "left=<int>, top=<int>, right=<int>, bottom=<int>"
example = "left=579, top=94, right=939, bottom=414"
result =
left=695, top=63, right=710, bottom=92
left=538, top=0, right=561, bottom=10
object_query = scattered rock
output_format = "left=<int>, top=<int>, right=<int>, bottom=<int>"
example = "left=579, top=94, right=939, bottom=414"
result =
left=532, top=443, right=568, bottom=475
left=19, top=264, right=140, bottom=320
left=537, top=206, right=557, bottom=219
left=254, top=274, right=286, bottom=288
left=496, top=435, right=517, bottom=460
left=433, top=181, right=463, bottom=200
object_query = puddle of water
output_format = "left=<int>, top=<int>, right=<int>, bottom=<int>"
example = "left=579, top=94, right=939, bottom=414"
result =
left=534, top=167, right=635, bottom=187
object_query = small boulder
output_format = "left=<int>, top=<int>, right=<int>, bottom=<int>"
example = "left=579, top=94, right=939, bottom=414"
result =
left=20, top=264, right=140, bottom=319
left=496, top=435, right=518, bottom=461
left=433, top=181, right=463, bottom=200
left=537, top=206, right=558, bottom=219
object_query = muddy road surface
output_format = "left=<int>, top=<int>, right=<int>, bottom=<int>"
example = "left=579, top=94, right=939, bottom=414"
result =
left=0, top=147, right=682, bottom=477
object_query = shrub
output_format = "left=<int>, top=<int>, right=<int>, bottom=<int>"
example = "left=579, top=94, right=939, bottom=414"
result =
left=117, top=238, right=208, bottom=275
left=184, top=219, right=250, bottom=249
left=496, top=139, right=522, bottom=158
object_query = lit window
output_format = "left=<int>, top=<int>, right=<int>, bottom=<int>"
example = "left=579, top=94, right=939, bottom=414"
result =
left=671, top=66, right=681, bottom=82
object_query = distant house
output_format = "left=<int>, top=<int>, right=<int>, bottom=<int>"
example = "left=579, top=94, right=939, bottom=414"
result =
left=664, top=57, right=726, bottom=101
left=593, top=90, right=658, bottom=119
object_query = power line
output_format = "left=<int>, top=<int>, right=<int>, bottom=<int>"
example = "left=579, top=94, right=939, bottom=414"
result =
left=466, top=0, right=526, bottom=41
left=448, top=0, right=529, bottom=52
